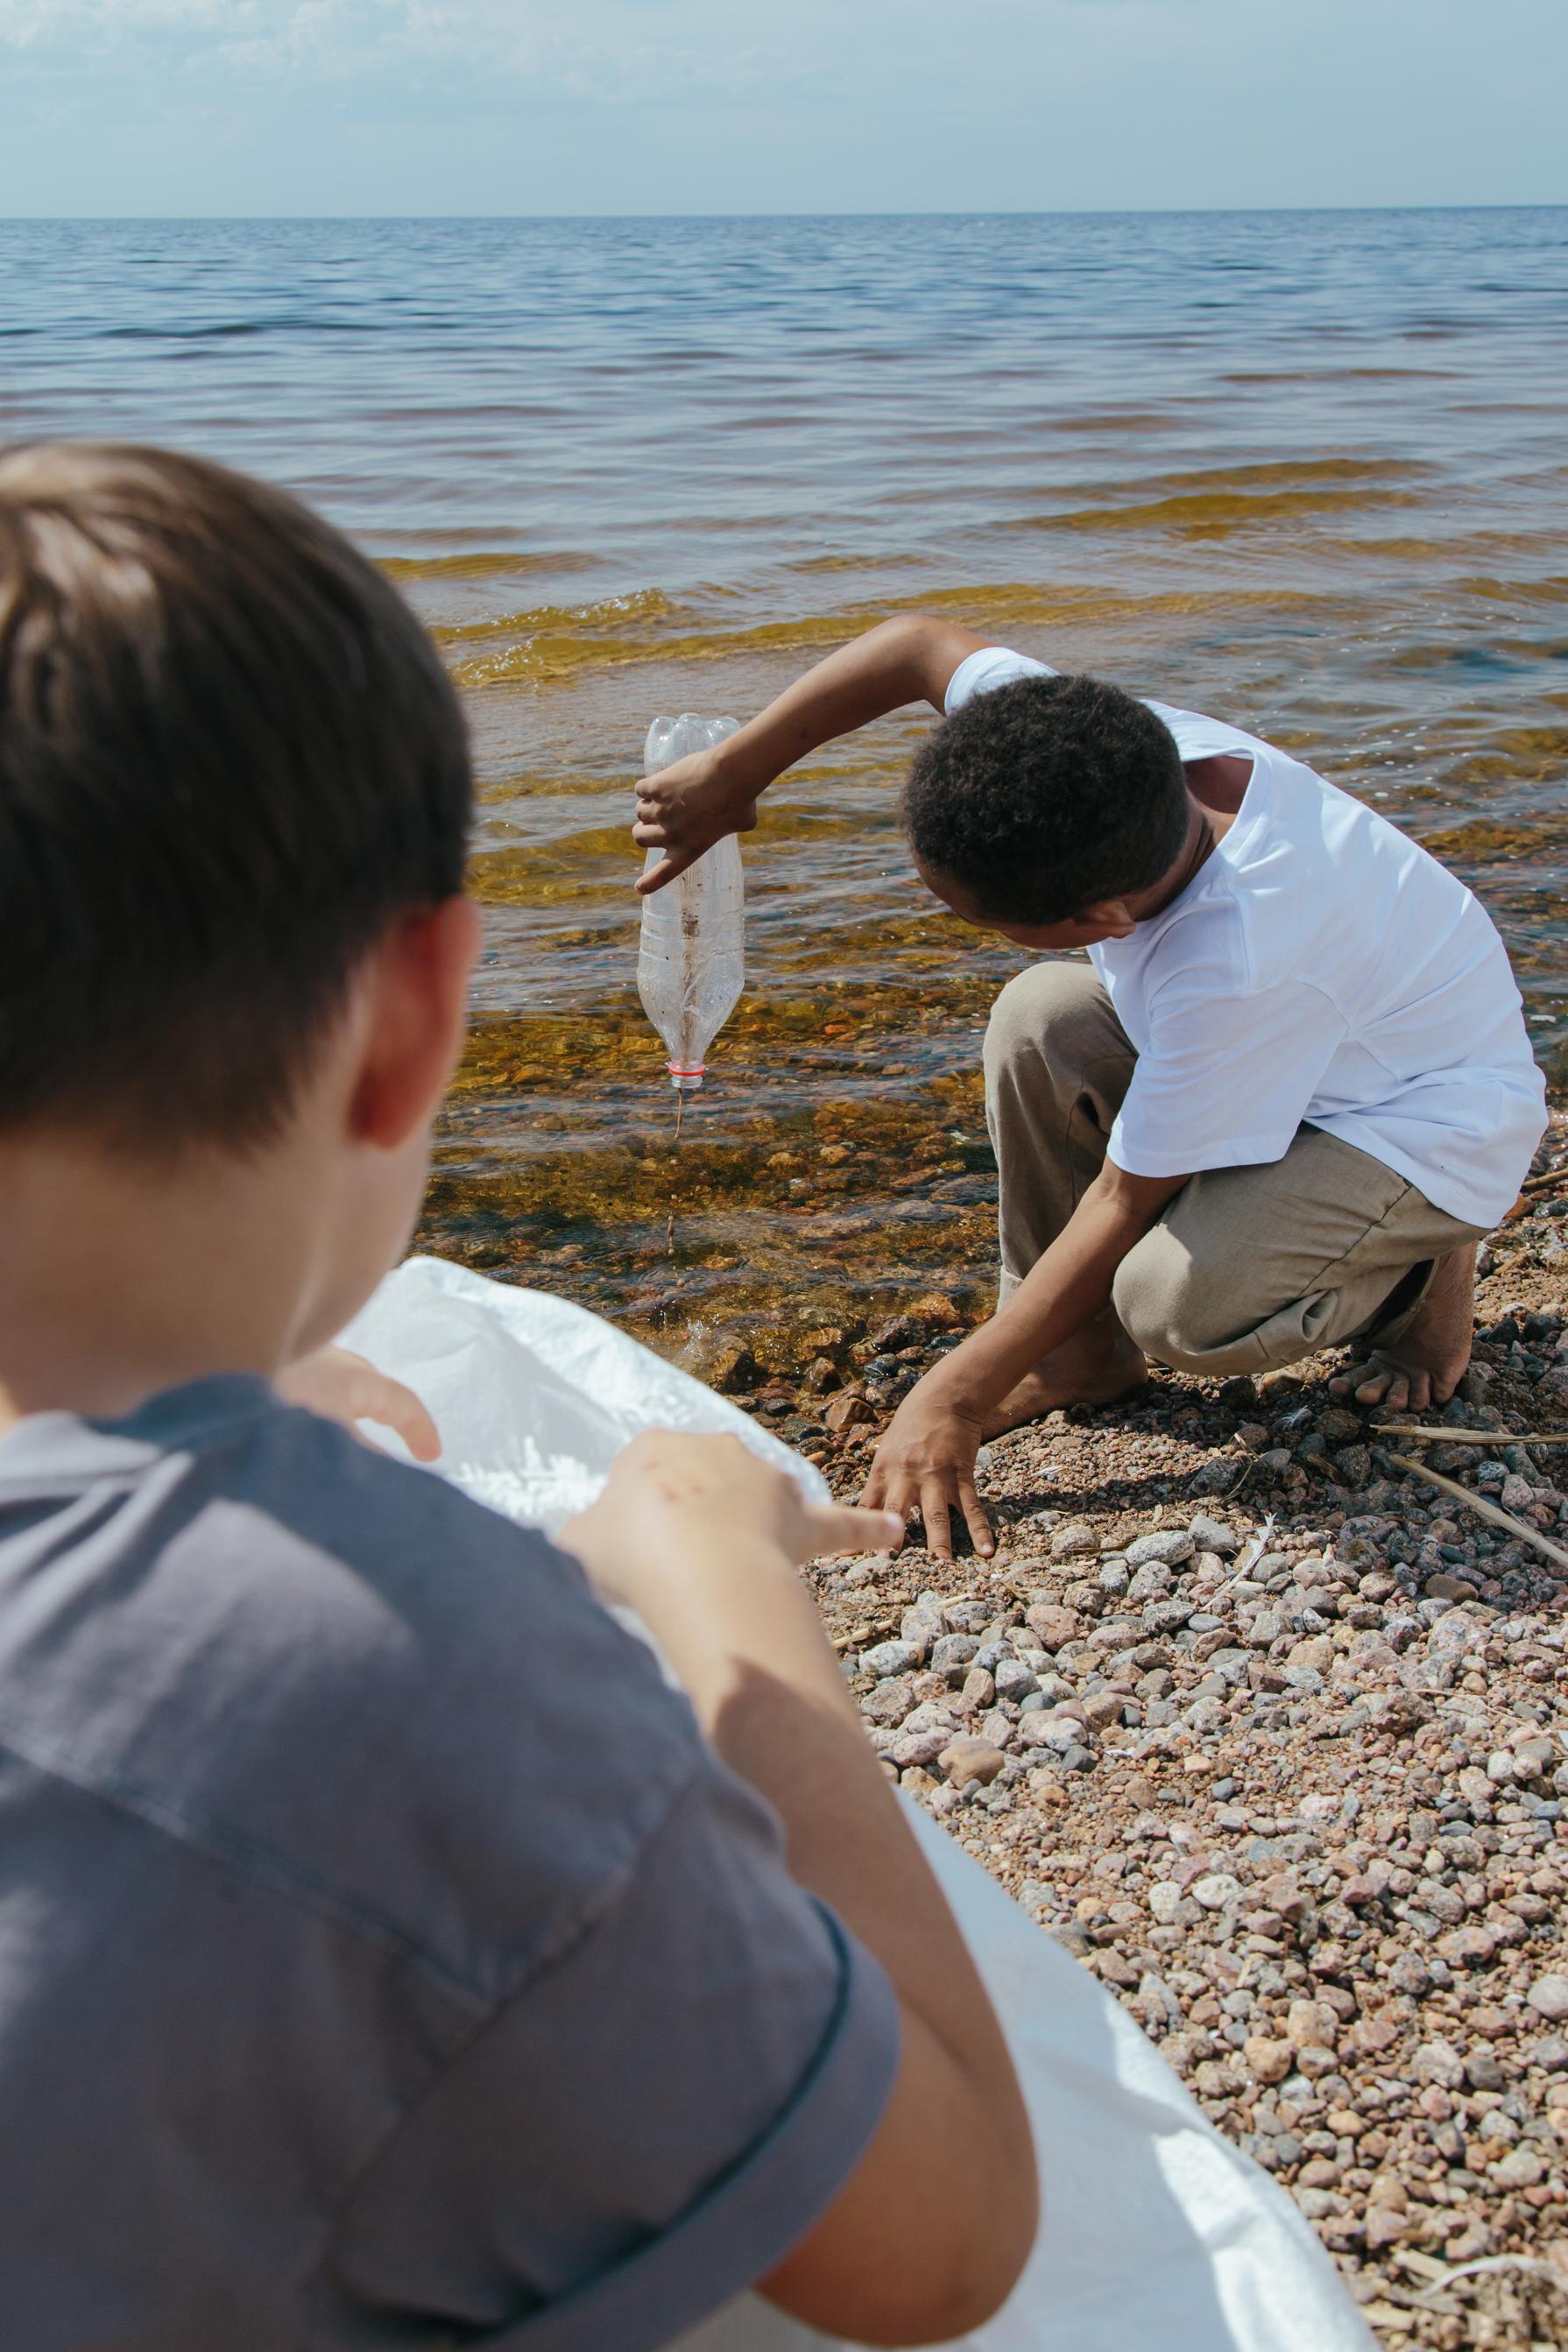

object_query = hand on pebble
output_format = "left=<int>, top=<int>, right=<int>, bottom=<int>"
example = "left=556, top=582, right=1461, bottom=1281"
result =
left=859, top=1377, right=992, bottom=1562
left=275, top=1345, right=442, bottom=1461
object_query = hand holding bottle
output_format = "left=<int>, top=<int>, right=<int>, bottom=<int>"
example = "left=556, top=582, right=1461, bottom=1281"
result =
left=633, top=738, right=759, bottom=895
left=629, top=612, right=996, bottom=897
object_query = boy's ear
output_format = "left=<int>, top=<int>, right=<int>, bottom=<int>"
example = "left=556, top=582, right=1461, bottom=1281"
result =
left=1074, top=899, right=1136, bottom=941
left=350, top=896, right=483, bottom=1151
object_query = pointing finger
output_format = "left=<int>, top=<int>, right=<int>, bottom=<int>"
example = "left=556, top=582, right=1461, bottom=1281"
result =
left=809, top=1504, right=905, bottom=1557
left=634, top=851, right=695, bottom=896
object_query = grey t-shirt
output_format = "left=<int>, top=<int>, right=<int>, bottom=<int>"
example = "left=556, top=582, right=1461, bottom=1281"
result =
left=0, top=1376, right=899, bottom=2349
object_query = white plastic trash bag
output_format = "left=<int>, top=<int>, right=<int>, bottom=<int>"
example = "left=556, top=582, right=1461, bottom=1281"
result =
left=339, top=1254, right=829, bottom=1533
left=671, top=1800, right=1374, bottom=2352
left=342, top=1256, right=1373, bottom=2352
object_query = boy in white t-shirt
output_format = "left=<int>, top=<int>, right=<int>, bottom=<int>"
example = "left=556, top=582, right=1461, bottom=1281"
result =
left=634, top=614, right=1546, bottom=1559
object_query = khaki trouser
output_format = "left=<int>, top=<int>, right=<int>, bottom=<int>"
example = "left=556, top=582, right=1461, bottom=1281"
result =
left=983, top=961, right=1487, bottom=1377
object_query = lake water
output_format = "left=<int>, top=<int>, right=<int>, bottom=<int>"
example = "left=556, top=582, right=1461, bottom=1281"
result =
left=4, top=211, right=1565, bottom=1370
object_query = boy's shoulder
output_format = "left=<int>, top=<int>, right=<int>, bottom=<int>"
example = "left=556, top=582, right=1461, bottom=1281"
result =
left=0, top=1376, right=703, bottom=2001
left=1130, top=715, right=1441, bottom=985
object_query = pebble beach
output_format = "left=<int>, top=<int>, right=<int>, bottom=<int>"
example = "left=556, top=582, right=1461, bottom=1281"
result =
left=720, top=1115, right=1568, bottom=2349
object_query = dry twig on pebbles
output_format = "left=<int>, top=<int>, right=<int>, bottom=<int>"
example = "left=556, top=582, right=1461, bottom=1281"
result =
left=1417, top=2252, right=1568, bottom=2305
left=1374, top=1423, right=1568, bottom=1447
left=1384, top=1449, right=1568, bottom=1573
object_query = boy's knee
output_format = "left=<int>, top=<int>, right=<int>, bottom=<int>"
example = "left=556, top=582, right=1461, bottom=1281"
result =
left=1112, top=1228, right=1258, bottom=1374
left=984, top=961, right=1115, bottom=1085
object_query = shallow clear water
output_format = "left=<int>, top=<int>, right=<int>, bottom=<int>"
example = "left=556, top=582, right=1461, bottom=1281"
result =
left=4, top=212, right=1565, bottom=1360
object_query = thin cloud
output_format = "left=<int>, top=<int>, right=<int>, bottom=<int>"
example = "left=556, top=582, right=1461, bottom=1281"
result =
left=0, top=0, right=796, bottom=96
left=2, top=0, right=1561, bottom=213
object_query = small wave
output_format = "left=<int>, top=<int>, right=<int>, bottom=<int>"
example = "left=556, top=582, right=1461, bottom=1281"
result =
left=1223, top=368, right=1452, bottom=385
left=1042, top=411, right=1176, bottom=433
left=454, top=587, right=1111, bottom=689
left=101, top=315, right=360, bottom=340
left=1384, top=641, right=1529, bottom=675
left=449, top=603, right=860, bottom=687
left=1316, top=532, right=1568, bottom=564
left=379, top=549, right=600, bottom=583
left=1458, top=575, right=1568, bottom=607
left=437, top=588, right=674, bottom=665
left=786, top=551, right=927, bottom=576
left=1077, top=456, right=1427, bottom=495
left=448, top=577, right=1341, bottom=689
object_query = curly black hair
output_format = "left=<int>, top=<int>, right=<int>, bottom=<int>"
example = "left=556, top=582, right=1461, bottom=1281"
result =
left=901, top=672, right=1188, bottom=924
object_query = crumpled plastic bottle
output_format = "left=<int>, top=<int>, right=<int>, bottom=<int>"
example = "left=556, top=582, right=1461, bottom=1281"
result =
left=637, top=713, right=745, bottom=1090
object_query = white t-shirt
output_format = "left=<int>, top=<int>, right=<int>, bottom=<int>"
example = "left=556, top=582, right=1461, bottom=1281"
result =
left=944, top=646, right=1546, bottom=1229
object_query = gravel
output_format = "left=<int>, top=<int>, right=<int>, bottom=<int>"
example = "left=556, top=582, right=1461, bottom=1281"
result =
left=790, top=1113, right=1568, bottom=2350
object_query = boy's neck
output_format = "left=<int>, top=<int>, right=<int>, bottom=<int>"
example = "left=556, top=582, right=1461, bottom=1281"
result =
left=1127, top=755, right=1252, bottom=924
left=0, top=1128, right=327, bottom=1437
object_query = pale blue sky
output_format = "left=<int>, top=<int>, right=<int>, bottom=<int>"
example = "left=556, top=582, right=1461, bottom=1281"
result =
left=2, top=0, right=1564, bottom=217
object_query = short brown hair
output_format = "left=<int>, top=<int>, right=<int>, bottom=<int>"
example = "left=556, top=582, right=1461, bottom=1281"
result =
left=0, top=442, right=472, bottom=1148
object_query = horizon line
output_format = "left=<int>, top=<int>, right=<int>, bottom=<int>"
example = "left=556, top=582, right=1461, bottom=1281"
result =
left=3, top=200, right=1566, bottom=225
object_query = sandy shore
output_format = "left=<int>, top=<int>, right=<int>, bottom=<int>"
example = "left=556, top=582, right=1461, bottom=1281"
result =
left=727, top=1119, right=1568, bottom=2349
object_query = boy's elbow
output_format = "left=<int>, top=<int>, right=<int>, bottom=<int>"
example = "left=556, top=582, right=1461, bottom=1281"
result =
left=762, top=2088, right=1038, bottom=2346
left=823, top=2176, right=1037, bottom=2347
left=861, top=609, right=942, bottom=667
left=866, top=611, right=981, bottom=710
left=890, top=2163, right=1038, bottom=2344
left=966, top=2115, right=1039, bottom=2329
left=880, top=610, right=957, bottom=658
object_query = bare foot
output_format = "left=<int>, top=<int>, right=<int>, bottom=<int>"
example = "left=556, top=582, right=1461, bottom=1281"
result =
left=1328, top=1246, right=1476, bottom=1414
left=982, top=1323, right=1147, bottom=1437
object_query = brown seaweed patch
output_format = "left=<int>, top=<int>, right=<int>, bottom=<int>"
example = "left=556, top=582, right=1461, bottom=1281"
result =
left=1432, top=731, right=1568, bottom=794
left=1421, top=811, right=1568, bottom=865
left=472, top=768, right=618, bottom=807
left=467, top=841, right=637, bottom=902
left=1012, top=484, right=1423, bottom=540
left=416, top=1054, right=998, bottom=1359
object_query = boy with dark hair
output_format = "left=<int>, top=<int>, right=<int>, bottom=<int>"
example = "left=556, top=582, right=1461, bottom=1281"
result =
left=634, top=616, right=1545, bottom=1560
left=0, top=447, right=1035, bottom=2348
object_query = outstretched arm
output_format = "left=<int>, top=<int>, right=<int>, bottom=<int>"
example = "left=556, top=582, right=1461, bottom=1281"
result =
left=862, top=1160, right=1190, bottom=1559
left=562, top=1433, right=1037, bottom=2343
left=633, top=611, right=990, bottom=893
